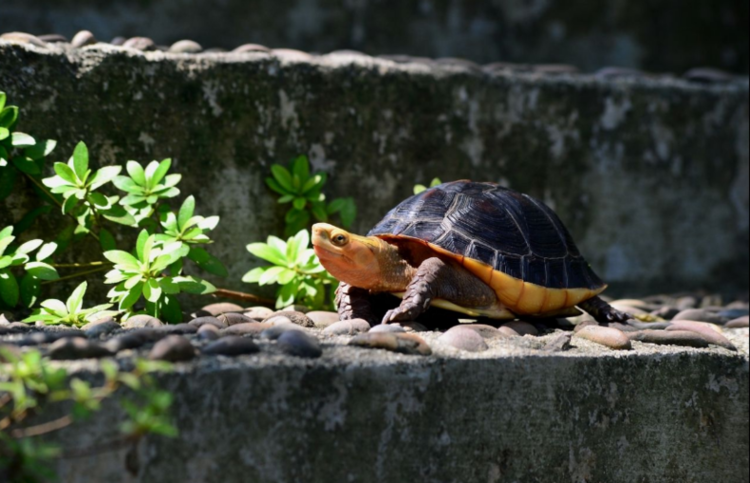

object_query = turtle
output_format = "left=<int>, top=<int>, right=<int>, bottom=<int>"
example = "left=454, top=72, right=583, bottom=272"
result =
left=312, top=181, right=631, bottom=326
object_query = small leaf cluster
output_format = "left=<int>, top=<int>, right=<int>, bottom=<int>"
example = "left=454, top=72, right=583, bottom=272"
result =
left=244, top=230, right=336, bottom=309
left=414, top=177, right=443, bottom=195
left=0, top=227, right=59, bottom=310
left=112, top=159, right=181, bottom=225
left=104, top=230, right=216, bottom=323
left=1, top=350, right=176, bottom=482
left=23, top=282, right=114, bottom=327
left=266, top=155, right=357, bottom=237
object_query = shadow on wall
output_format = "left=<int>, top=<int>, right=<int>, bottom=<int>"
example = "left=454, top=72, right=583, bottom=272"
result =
left=0, top=0, right=748, bottom=73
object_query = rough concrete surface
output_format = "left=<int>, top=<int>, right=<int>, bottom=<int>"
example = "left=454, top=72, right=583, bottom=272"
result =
left=0, top=0, right=748, bottom=74
left=0, top=42, right=748, bottom=302
left=46, top=329, right=750, bottom=483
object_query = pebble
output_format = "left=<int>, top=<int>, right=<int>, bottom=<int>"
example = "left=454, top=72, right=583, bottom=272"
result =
left=574, top=326, right=632, bottom=350
left=169, top=40, right=203, bottom=53
left=369, top=324, right=406, bottom=334
left=534, top=64, right=579, bottom=75
left=259, top=322, right=304, bottom=340
left=623, top=320, right=673, bottom=331
left=684, top=67, right=736, bottom=83
left=277, top=331, right=322, bottom=358
left=322, top=319, right=371, bottom=336
left=189, top=316, right=227, bottom=329
left=628, top=330, right=709, bottom=348
left=501, top=321, right=538, bottom=337
left=439, top=327, right=488, bottom=352
left=71, top=30, right=96, bottom=48
left=263, top=311, right=314, bottom=328
left=651, top=306, right=681, bottom=320
left=611, top=299, right=657, bottom=312
left=726, top=316, right=750, bottom=329
left=149, top=336, right=196, bottom=361
left=396, top=322, right=429, bottom=332
left=6, top=323, right=32, bottom=333
left=595, top=67, right=647, bottom=79
left=110, top=36, right=127, bottom=46
left=218, top=313, right=254, bottom=326
left=459, top=324, right=505, bottom=339
left=435, top=58, right=482, bottom=71
left=0, top=32, right=48, bottom=48
left=38, top=34, right=68, bottom=44
left=282, top=305, right=311, bottom=314
left=123, top=37, right=156, bottom=51
left=676, top=297, right=699, bottom=310
left=349, top=333, right=432, bottom=356
left=105, top=329, right=165, bottom=352
left=719, top=308, right=749, bottom=320
left=232, top=43, right=271, bottom=53
left=17, top=331, right=82, bottom=346
left=272, top=49, right=314, bottom=61
left=542, top=332, right=573, bottom=352
left=672, top=309, right=726, bottom=325
left=244, top=307, right=275, bottom=320
left=157, top=323, right=198, bottom=335
left=201, top=303, right=245, bottom=316
left=49, top=337, right=113, bottom=360
left=222, top=322, right=269, bottom=336
left=197, top=324, right=221, bottom=340
left=307, top=311, right=341, bottom=328
left=83, top=318, right=122, bottom=338
left=667, top=322, right=736, bottom=351
left=122, top=315, right=163, bottom=329
left=202, top=337, right=260, bottom=356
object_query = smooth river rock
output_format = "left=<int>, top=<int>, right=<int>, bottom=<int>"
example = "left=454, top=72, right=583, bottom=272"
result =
left=149, top=335, right=196, bottom=361
left=439, top=327, right=488, bottom=352
left=574, top=326, right=632, bottom=350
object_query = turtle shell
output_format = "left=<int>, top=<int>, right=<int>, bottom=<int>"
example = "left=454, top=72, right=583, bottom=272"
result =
left=368, top=181, right=606, bottom=315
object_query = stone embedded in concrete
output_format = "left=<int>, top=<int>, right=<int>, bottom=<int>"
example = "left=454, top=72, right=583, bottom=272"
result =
left=0, top=42, right=747, bottom=307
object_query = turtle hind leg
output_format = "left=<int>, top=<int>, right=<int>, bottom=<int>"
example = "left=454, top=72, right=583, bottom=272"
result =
left=579, top=296, right=632, bottom=324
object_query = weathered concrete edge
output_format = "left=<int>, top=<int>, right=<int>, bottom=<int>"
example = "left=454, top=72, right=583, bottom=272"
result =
left=48, top=342, right=750, bottom=483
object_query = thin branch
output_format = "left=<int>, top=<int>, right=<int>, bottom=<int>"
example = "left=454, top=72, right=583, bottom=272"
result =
left=11, top=415, right=73, bottom=438
left=41, top=265, right=110, bottom=285
left=49, top=261, right=112, bottom=269
left=212, top=288, right=275, bottom=307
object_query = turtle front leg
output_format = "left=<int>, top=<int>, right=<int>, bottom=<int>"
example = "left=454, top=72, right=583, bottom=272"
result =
left=383, top=258, right=496, bottom=325
left=579, top=296, right=632, bottom=324
left=336, top=282, right=378, bottom=325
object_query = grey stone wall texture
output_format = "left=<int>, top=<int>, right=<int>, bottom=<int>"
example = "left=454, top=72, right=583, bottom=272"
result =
left=0, top=0, right=748, bottom=74
left=0, top=41, right=748, bottom=302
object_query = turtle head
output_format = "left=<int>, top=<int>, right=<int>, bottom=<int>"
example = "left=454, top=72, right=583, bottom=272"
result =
left=312, top=223, right=406, bottom=291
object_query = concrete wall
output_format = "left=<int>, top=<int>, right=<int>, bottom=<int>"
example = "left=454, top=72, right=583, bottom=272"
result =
left=49, top=344, right=750, bottom=483
left=0, top=41, right=748, bottom=301
left=0, top=0, right=748, bottom=74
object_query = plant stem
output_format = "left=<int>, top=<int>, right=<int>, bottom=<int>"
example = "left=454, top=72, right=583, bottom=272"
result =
left=41, top=266, right=111, bottom=285
left=212, top=288, right=275, bottom=307
left=50, top=261, right=112, bottom=269
left=11, top=415, right=73, bottom=438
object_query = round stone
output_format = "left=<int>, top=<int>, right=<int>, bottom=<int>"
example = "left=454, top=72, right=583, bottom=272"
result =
left=197, top=324, right=221, bottom=340
left=277, top=331, right=322, bottom=358
left=105, top=329, right=164, bottom=352
left=306, top=311, right=341, bottom=328
left=222, top=322, right=269, bottom=336
left=169, top=40, right=203, bottom=53
left=676, top=297, right=699, bottom=310
left=71, top=30, right=97, bottom=48
left=459, top=324, right=505, bottom=339
left=651, top=306, right=681, bottom=320
left=244, top=307, right=275, bottom=321
left=501, top=321, right=539, bottom=337
left=322, top=319, right=371, bottom=336
left=202, top=336, right=260, bottom=356
left=396, top=322, right=429, bottom=332
left=149, top=336, right=196, bottom=361
left=628, top=330, right=710, bottom=348
left=83, top=318, right=121, bottom=338
left=595, top=67, right=647, bottom=79
left=0, top=32, right=48, bottom=49
left=157, top=323, right=198, bottom=335
left=218, top=313, right=254, bottom=326
left=201, top=303, right=245, bottom=316
left=369, top=324, right=406, bottom=334
left=49, top=337, right=113, bottom=360
left=672, top=309, right=727, bottom=325
left=574, top=326, right=632, bottom=350
left=349, top=333, right=432, bottom=356
left=263, top=311, right=314, bottom=328
left=122, top=315, right=163, bottom=329
left=123, top=37, right=156, bottom=51
left=272, top=49, right=313, bottom=61
left=110, top=36, right=127, bottom=46
left=542, top=332, right=573, bottom=352
left=38, top=34, right=68, bottom=44
left=260, top=322, right=304, bottom=340
left=439, top=327, right=488, bottom=352
left=726, top=316, right=750, bottom=329
left=667, top=321, right=736, bottom=351
left=189, top=316, right=226, bottom=329
left=282, top=305, right=311, bottom=314
left=684, top=68, right=736, bottom=83
left=233, top=43, right=271, bottom=53
left=534, top=64, right=579, bottom=75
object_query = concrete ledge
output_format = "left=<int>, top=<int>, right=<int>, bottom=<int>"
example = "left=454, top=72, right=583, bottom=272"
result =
left=0, top=42, right=748, bottom=298
left=50, top=331, right=749, bottom=483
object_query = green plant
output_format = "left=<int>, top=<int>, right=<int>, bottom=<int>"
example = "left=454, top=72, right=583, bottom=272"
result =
left=266, top=155, right=356, bottom=237
left=0, top=226, right=59, bottom=310
left=243, top=230, right=337, bottom=309
left=1, top=350, right=176, bottom=482
left=104, top=230, right=216, bottom=323
left=414, top=177, right=442, bottom=195
left=23, top=282, right=114, bottom=327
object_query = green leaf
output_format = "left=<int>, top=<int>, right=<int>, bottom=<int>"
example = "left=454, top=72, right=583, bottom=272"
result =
left=259, top=266, right=286, bottom=285
left=62, top=194, right=79, bottom=215
left=0, top=106, right=19, bottom=130
left=136, top=230, right=150, bottom=260
left=178, top=196, right=195, bottom=229
left=339, top=198, right=357, bottom=228
left=291, top=155, right=311, bottom=182
left=54, top=162, right=79, bottom=185
left=293, top=197, right=307, bottom=211
left=99, top=228, right=117, bottom=251
left=0, top=163, right=17, bottom=200
left=24, top=139, right=57, bottom=160
left=104, top=250, right=140, bottom=270
left=0, top=256, right=11, bottom=270
left=11, top=132, right=36, bottom=147
left=112, top=175, right=141, bottom=193
left=0, top=269, right=20, bottom=306
left=90, top=166, right=122, bottom=191
left=119, top=282, right=144, bottom=310
left=36, top=242, right=58, bottom=261
left=265, top=177, right=288, bottom=196
left=101, top=205, right=137, bottom=226
left=20, top=274, right=41, bottom=308
left=0, top=127, right=8, bottom=141
left=126, top=161, right=147, bottom=186
left=25, top=262, right=59, bottom=280
left=160, top=294, right=183, bottom=324
left=149, top=158, right=172, bottom=187
left=0, top=92, right=5, bottom=110
left=11, top=155, right=41, bottom=175
left=66, top=282, right=87, bottom=314
left=242, top=267, right=267, bottom=284
left=271, top=165, right=295, bottom=193
left=310, top=202, right=328, bottom=222
left=41, top=299, right=68, bottom=316
left=187, top=247, right=228, bottom=277
left=247, top=242, right=288, bottom=266
left=430, top=177, right=443, bottom=188
left=17, top=239, right=43, bottom=255
left=143, top=278, right=162, bottom=303
left=0, top=234, right=15, bottom=257
left=198, top=216, right=219, bottom=231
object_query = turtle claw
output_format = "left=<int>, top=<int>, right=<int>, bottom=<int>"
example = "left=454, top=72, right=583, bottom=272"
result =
left=382, top=306, right=421, bottom=325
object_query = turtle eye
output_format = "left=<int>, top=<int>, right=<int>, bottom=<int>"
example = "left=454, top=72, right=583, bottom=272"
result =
left=332, top=234, right=349, bottom=247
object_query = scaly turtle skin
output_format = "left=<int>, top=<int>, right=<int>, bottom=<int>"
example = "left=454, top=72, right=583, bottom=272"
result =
left=312, top=181, right=630, bottom=326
